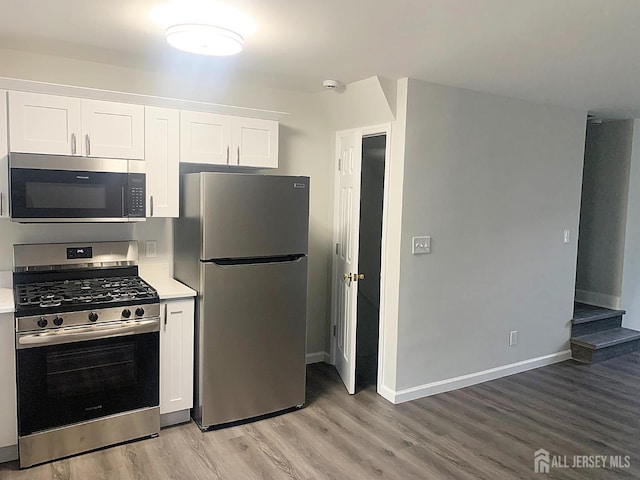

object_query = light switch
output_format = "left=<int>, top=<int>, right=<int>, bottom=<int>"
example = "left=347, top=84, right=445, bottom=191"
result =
left=412, top=236, right=431, bottom=254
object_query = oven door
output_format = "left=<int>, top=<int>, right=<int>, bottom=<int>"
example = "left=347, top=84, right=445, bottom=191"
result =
left=16, top=320, right=159, bottom=436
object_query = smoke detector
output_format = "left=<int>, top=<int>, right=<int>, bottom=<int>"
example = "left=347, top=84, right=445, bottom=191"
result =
left=323, top=80, right=341, bottom=90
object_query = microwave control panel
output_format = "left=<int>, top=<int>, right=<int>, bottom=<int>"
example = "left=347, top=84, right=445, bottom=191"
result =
left=127, top=174, right=146, bottom=218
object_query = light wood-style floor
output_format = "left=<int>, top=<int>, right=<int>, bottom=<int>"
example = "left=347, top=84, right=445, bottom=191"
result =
left=2, top=355, right=640, bottom=480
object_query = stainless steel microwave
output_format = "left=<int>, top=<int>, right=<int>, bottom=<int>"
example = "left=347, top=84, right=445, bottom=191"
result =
left=9, top=153, right=145, bottom=223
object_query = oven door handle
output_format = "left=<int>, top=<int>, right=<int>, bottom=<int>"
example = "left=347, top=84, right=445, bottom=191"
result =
left=16, top=319, right=160, bottom=349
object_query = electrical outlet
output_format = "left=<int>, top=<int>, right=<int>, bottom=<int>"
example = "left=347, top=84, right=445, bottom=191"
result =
left=509, top=330, right=518, bottom=347
left=412, top=236, right=431, bottom=254
left=563, top=229, right=570, bottom=244
left=145, top=240, right=157, bottom=258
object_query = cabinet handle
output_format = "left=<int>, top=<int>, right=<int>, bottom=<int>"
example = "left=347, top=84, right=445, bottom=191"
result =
left=86, top=134, right=91, bottom=156
left=237, top=146, right=240, bottom=165
left=150, top=195, right=154, bottom=217
left=0, top=192, right=3, bottom=216
left=71, top=133, right=76, bottom=155
left=164, top=303, right=168, bottom=327
left=226, top=146, right=230, bottom=164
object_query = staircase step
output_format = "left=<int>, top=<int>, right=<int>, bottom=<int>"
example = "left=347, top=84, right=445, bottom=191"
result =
left=571, top=327, right=640, bottom=349
left=572, top=302, right=625, bottom=324
left=571, top=327, right=640, bottom=364
left=571, top=303, right=625, bottom=337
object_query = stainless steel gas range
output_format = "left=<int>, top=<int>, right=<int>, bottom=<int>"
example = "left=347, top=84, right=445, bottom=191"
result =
left=13, top=241, right=160, bottom=468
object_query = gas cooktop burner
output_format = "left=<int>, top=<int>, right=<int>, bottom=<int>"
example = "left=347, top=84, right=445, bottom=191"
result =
left=15, top=275, right=159, bottom=318
left=16, top=276, right=157, bottom=308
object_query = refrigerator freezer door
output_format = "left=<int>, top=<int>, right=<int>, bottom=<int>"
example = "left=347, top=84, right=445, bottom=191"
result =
left=199, top=256, right=307, bottom=427
left=201, top=174, right=309, bottom=260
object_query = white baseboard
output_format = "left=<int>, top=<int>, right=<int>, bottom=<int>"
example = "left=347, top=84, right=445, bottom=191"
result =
left=382, top=350, right=572, bottom=404
left=0, top=444, right=18, bottom=463
left=575, top=289, right=620, bottom=309
left=306, top=351, right=330, bottom=364
left=377, top=384, right=396, bottom=403
left=160, top=409, right=190, bottom=428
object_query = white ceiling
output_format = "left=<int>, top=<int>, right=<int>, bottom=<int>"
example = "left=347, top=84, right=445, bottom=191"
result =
left=2, top=0, right=640, bottom=118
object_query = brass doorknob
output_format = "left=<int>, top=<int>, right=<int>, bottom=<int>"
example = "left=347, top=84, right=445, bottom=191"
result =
left=343, top=273, right=353, bottom=280
left=356, top=273, right=365, bottom=280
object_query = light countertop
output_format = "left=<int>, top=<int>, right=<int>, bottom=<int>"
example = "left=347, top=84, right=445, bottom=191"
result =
left=139, top=264, right=196, bottom=300
left=0, top=288, right=15, bottom=314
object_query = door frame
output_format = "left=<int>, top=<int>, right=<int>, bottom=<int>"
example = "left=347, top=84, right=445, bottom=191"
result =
left=329, top=123, right=392, bottom=396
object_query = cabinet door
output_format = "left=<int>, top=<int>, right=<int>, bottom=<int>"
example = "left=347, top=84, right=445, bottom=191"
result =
left=232, top=117, right=279, bottom=168
left=81, top=99, right=144, bottom=159
left=0, top=313, right=17, bottom=450
left=145, top=107, right=179, bottom=218
left=160, top=299, right=194, bottom=415
left=8, top=91, right=81, bottom=155
left=0, top=90, right=8, bottom=219
left=180, top=110, right=231, bottom=165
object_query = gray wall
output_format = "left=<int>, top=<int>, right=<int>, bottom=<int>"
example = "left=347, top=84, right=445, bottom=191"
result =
left=575, top=120, right=634, bottom=309
left=395, top=79, right=586, bottom=390
left=621, top=121, right=640, bottom=329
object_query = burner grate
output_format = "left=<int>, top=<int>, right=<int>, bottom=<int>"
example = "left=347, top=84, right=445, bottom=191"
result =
left=16, top=276, right=158, bottom=310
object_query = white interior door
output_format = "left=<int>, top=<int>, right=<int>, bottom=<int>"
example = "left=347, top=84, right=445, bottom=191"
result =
left=333, top=130, right=362, bottom=394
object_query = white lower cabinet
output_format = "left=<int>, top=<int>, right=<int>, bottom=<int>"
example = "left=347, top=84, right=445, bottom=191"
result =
left=0, top=313, right=18, bottom=461
left=160, top=298, right=194, bottom=426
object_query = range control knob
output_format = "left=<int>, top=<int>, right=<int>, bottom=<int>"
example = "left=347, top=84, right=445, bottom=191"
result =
left=88, top=312, right=99, bottom=322
left=37, top=317, right=48, bottom=328
left=53, top=316, right=63, bottom=326
left=122, top=309, right=131, bottom=319
left=135, top=307, right=145, bottom=317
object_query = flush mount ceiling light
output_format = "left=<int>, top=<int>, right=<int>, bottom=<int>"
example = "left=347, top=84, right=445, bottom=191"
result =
left=150, top=1, right=256, bottom=56
left=166, top=24, right=243, bottom=56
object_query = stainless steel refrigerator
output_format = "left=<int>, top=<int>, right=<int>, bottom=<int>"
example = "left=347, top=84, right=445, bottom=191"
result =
left=174, top=172, right=309, bottom=430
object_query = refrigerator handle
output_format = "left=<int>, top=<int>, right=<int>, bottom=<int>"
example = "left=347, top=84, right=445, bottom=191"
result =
left=211, top=254, right=305, bottom=266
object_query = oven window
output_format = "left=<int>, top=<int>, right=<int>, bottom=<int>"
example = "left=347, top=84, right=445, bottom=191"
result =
left=26, top=182, right=107, bottom=209
left=46, top=342, right=136, bottom=398
left=17, top=331, right=158, bottom=436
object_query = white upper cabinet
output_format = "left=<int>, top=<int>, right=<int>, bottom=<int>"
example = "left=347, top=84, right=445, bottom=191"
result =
left=81, top=99, right=144, bottom=159
left=180, top=110, right=278, bottom=168
left=8, top=92, right=144, bottom=160
left=145, top=106, right=179, bottom=218
left=8, top=91, right=81, bottom=156
left=232, top=117, right=279, bottom=168
left=180, top=111, right=232, bottom=165
left=0, top=90, right=8, bottom=219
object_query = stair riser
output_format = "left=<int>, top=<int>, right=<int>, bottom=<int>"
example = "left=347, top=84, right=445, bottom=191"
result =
left=571, top=339, right=640, bottom=364
left=571, top=315, right=623, bottom=337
